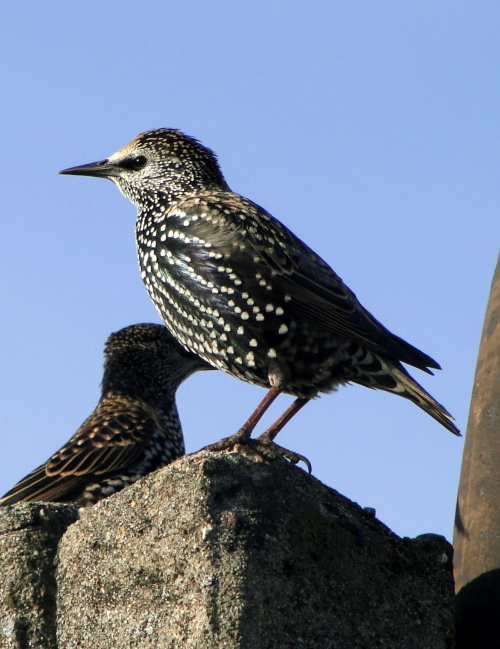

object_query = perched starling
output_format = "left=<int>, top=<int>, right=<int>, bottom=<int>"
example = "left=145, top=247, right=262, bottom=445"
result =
left=60, top=129, right=460, bottom=458
left=0, top=324, right=210, bottom=508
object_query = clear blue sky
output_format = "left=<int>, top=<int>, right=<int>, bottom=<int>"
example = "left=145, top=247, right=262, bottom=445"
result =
left=1, top=2, right=498, bottom=540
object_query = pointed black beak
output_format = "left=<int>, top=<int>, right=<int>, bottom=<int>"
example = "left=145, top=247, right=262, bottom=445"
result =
left=59, top=159, right=119, bottom=179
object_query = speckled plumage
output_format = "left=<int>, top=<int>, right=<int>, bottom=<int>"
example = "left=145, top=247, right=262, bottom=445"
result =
left=60, top=129, right=460, bottom=452
left=0, top=324, right=210, bottom=508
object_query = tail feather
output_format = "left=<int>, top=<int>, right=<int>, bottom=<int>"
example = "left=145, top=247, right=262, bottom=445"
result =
left=351, top=352, right=460, bottom=436
left=0, top=464, right=85, bottom=505
left=388, top=366, right=460, bottom=436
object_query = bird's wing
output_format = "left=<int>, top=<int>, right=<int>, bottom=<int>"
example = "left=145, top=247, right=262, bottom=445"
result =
left=0, top=398, right=159, bottom=505
left=172, top=193, right=439, bottom=372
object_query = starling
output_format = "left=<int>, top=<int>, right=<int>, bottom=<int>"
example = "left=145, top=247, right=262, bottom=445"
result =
left=60, top=129, right=460, bottom=458
left=0, top=324, right=210, bottom=508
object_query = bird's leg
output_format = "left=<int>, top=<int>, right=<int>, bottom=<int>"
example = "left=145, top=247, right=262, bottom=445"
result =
left=201, top=390, right=312, bottom=473
left=202, top=385, right=283, bottom=452
left=250, top=397, right=312, bottom=472
left=259, top=397, right=310, bottom=442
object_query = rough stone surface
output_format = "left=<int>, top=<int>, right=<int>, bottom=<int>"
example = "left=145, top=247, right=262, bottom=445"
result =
left=0, top=503, right=77, bottom=649
left=55, top=452, right=454, bottom=648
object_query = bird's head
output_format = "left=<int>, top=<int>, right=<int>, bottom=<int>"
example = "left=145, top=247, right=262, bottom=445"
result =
left=102, top=323, right=213, bottom=401
left=60, top=128, right=229, bottom=207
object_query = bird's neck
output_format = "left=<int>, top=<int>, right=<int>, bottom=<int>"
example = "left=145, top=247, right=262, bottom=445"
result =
left=101, top=382, right=176, bottom=412
left=127, top=179, right=231, bottom=213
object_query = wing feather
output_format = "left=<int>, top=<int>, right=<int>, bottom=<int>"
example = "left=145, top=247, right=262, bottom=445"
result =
left=171, top=193, right=440, bottom=372
left=0, top=397, right=159, bottom=505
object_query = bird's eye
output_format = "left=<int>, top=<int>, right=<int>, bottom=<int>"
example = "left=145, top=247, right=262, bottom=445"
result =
left=118, top=155, right=148, bottom=171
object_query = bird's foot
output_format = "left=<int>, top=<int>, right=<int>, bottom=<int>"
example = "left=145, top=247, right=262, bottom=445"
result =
left=249, top=435, right=312, bottom=473
left=198, top=432, right=311, bottom=473
left=201, top=429, right=252, bottom=453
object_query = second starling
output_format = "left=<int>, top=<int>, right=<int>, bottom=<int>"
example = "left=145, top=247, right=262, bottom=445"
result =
left=0, top=324, right=211, bottom=508
left=60, top=129, right=460, bottom=456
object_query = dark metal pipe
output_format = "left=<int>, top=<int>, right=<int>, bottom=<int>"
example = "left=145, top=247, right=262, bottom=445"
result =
left=454, top=252, right=500, bottom=646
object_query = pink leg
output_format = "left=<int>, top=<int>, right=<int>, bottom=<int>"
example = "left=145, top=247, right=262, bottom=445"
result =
left=252, top=397, right=312, bottom=472
left=203, top=385, right=283, bottom=452
left=259, top=397, right=310, bottom=442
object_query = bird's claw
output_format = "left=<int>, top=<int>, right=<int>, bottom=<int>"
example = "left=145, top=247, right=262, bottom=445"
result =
left=200, top=430, right=251, bottom=453
left=248, top=436, right=312, bottom=473
left=198, top=434, right=312, bottom=473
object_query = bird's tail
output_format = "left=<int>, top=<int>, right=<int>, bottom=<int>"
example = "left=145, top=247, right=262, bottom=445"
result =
left=0, top=464, right=83, bottom=506
left=388, top=366, right=460, bottom=435
left=353, top=359, right=460, bottom=436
